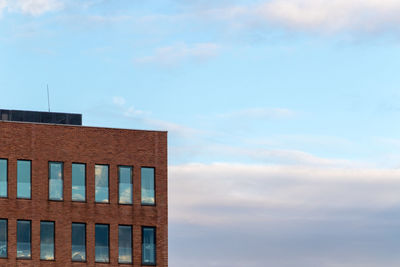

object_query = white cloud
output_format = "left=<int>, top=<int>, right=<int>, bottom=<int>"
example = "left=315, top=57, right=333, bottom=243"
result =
left=112, top=96, right=126, bottom=107
left=0, top=0, right=6, bottom=16
left=135, top=42, right=220, bottom=66
left=112, top=96, right=146, bottom=118
left=144, top=118, right=201, bottom=137
left=186, top=0, right=400, bottom=35
left=111, top=96, right=201, bottom=138
left=6, top=0, right=64, bottom=16
left=244, top=148, right=353, bottom=166
left=124, top=106, right=145, bottom=117
left=257, top=0, right=400, bottom=33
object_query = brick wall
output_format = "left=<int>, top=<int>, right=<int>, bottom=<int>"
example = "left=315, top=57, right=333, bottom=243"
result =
left=0, top=121, right=168, bottom=267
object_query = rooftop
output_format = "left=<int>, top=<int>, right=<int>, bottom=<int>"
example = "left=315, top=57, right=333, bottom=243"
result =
left=0, top=109, right=82, bottom=126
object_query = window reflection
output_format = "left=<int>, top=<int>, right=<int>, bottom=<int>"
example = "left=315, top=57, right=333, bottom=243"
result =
left=40, top=221, right=54, bottom=260
left=95, top=224, right=109, bottom=262
left=141, top=167, right=155, bottom=205
left=95, top=165, right=109, bottom=203
left=72, top=164, right=86, bottom=201
left=142, top=227, right=156, bottom=265
left=17, top=160, right=31, bottom=199
left=49, top=162, right=63, bottom=200
left=0, top=220, right=7, bottom=258
left=119, top=166, right=132, bottom=204
left=0, top=159, right=7, bottom=197
left=72, top=223, right=86, bottom=262
left=17, top=220, right=31, bottom=259
left=118, top=225, right=132, bottom=263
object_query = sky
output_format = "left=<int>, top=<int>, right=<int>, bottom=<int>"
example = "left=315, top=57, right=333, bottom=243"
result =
left=2, top=0, right=400, bottom=266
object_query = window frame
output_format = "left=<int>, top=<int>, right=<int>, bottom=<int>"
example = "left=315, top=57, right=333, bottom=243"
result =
left=71, top=163, right=87, bottom=202
left=16, top=219, right=32, bottom=260
left=118, top=224, right=133, bottom=264
left=0, top=159, right=8, bottom=198
left=0, top=219, right=7, bottom=259
left=141, top=226, right=156, bottom=266
left=17, top=160, right=32, bottom=200
left=71, top=222, right=87, bottom=263
left=118, top=165, right=133, bottom=205
left=48, top=161, right=64, bottom=201
left=95, top=223, right=110, bottom=263
left=40, top=220, right=55, bottom=261
left=94, top=164, right=110, bottom=204
left=141, top=166, right=156, bottom=206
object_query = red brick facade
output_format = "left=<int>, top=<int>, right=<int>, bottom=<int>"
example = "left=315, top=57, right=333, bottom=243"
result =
left=0, top=121, right=168, bottom=267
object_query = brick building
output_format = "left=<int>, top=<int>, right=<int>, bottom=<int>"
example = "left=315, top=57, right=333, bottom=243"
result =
left=0, top=109, right=168, bottom=266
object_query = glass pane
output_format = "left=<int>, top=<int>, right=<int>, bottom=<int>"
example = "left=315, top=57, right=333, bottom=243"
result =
left=95, top=165, right=109, bottom=203
left=40, top=222, right=54, bottom=260
left=118, top=225, right=132, bottom=263
left=119, top=166, right=132, bottom=204
left=95, top=224, right=109, bottom=262
left=0, top=160, right=7, bottom=197
left=17, top=220, right=31, bottom=259
left=49, top=162, right=63, bottom=200
left=141, top=167, right=155, bottom=205
left=17, top=160, right=31, bottom=199
left=72, top=223, right=86, bottom=262
left=72, top=164, right=86, bottom=201
left=142, top=227, right=156, bottom=265
left=0, top=220, right=7, bottom=258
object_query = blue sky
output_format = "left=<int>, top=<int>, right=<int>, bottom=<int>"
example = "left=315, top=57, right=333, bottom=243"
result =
left=2, top=0, right=400, bottom=266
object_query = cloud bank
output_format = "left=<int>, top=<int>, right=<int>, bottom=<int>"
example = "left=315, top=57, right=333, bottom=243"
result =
left=170, top=162, right=400, bottom=225
left=170, top=162, right=400, bottom=266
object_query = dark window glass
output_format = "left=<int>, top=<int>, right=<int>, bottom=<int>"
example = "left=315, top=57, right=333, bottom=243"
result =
left=17, top=220, right=31, bottom=259
left=0, top=160, right=7, bottom=197
left=119, top=166, right=132, bottom=204
left=118, top=225, right=132, bottom=263
left=142, top=227, right=156, bottom=265
left=49, top=162, right=63, bottom=200
left=17, top=160, right=31, bottom=199
left=95, top=224, right=109, bottom=262
left=95, top=165, right=109, bottom=203
left=72, top=223, right=86, bottom=262
left=72, top=164, right=86, bottom=201
left=0, top=220, right=7, bottom=258
left=141, top=167, right=155, bottom=205
left=40, top=221, right=54, bottom=260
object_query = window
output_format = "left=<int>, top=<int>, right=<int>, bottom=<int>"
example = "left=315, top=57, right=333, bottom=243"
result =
left=49, top=162, right=63, bottom=200
left=142, top=227, right=156, bottom=265
left=0, top=159, right=7, bottom=197
left=119, top=166, right=132, bottom=204
left=0, top=220, right=7, bottom=258
left=40, top=221, right=54, bottom=260
left=141, top=167, right=155, bottom=205
left=17, top=160, right=31, bottom=199
left=72, top=223, right=86, bottom=262
left=118, top=225, right=132, bottom=264
left=95, top=165, right=109, bottom=203
left=17, top=220, right=31, bottom=259
left=95, top=224, right=109, bottom=263
left=72, top=163, right=86, bottom=201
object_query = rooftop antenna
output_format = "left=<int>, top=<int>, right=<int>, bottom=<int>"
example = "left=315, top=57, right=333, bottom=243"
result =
left=47, top=84, right=51, bottom=112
